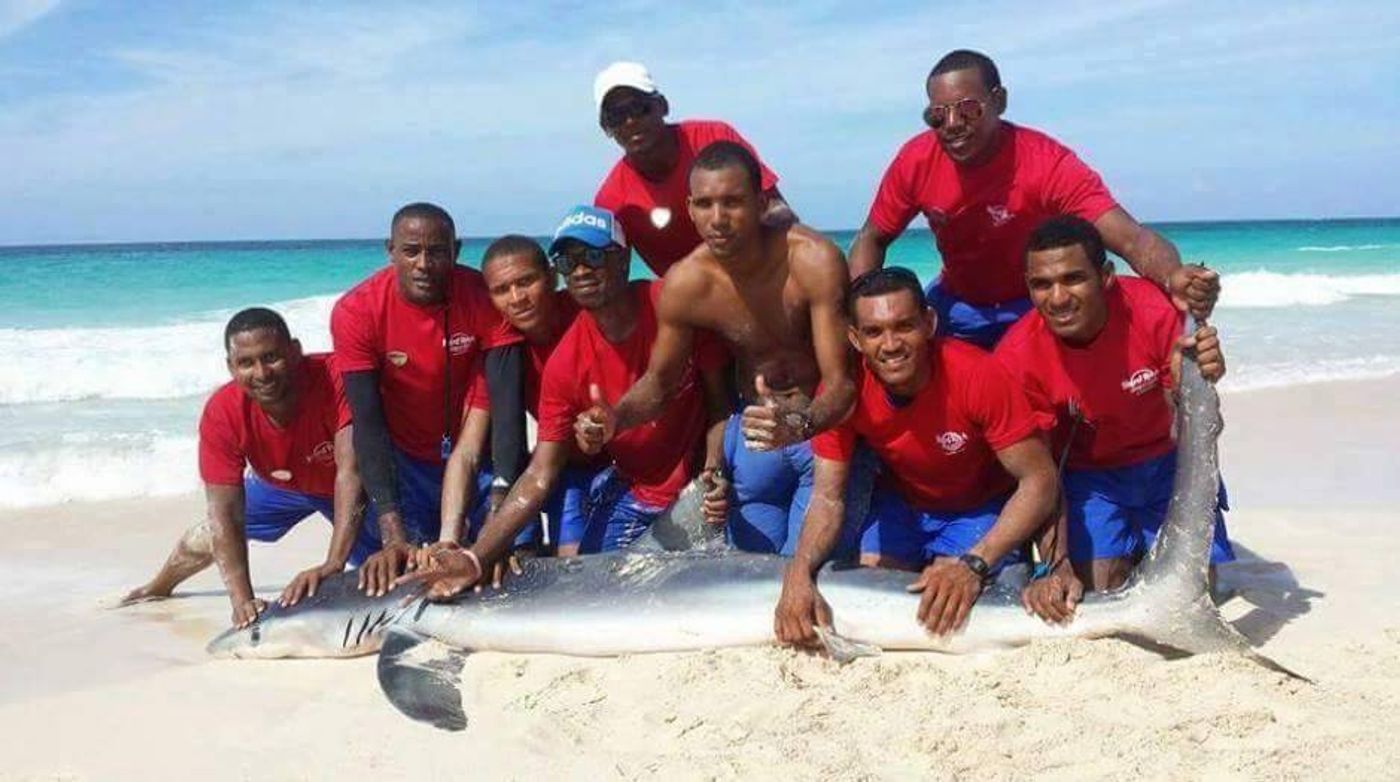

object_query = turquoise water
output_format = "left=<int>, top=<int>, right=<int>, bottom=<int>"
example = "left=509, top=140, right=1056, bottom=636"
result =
left=1, top=218, right=1398, bottom=507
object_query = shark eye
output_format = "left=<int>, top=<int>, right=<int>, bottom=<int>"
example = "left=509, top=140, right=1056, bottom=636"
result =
left=251, top=624, right=261, bottom=645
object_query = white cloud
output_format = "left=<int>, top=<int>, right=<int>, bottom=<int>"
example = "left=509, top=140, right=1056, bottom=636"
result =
left=0, top=0, right=59, bottom=40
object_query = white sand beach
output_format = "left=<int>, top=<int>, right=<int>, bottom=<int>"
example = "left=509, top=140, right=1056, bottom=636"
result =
left=2, top=378, right=1399, bottom=781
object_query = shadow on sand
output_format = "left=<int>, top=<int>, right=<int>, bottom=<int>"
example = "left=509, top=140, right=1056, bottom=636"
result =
left=1216, top=542, right=1323, bottom=647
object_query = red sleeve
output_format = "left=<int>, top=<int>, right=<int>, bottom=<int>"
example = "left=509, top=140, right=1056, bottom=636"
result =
left=1041, top=142, right=1118, bottom=223
left=594, top=167, right=624, bottom=211
left=992, top=339, right=1057, bottom=433
left=329, top=295, right=379, bottom=373
left=535, top=344, right=579, bottom=443
left=811, top=419, right=857, bottom=463
left=966, top=358, right=1039, bottom=451
left=198, top=391, right=246, bottom=486
left=865, top=138, right=923, bottom=238
left=708, top=122, right=779, bottom=191
left=326, top=355, right=353, bottom=429
left=465, top=363, right=490, bottom=411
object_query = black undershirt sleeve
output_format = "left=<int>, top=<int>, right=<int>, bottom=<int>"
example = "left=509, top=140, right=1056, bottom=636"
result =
left=343, top=370, right=399, bottom=516
left=484, top=344, right=527, bottom=492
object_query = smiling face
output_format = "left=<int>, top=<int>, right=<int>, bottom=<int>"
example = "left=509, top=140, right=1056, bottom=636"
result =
left=849, top=289, right=936, bottom=396
left=925, top=67, right=1005, bottom=166
left=600, top=87, right=667, bottom=158
left=1025, top=243, right=1114, bottom=344
left=687, top=164, right=762, bottom=261
left=226, top=327, right=302, bottom=409
left=484, top=252, right=556, bottom=340
left=387, top=215, right=459, bottom=305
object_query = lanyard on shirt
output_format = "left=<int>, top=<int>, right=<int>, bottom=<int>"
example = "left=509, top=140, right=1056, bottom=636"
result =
left=441, top=278, right=453, bottom=461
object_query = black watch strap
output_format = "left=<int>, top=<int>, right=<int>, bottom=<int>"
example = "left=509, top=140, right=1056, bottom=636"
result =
left=958, top=553, right=991, bottom=581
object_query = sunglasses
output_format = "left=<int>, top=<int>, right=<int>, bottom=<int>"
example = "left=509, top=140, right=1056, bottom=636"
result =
left=922, top=95, right=993, bottom=130
left=550, top=246, right=615, bottom=275
left=601, top=98, right=654, bottom=129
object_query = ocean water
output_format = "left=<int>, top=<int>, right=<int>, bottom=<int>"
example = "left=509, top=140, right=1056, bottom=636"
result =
left=2, top=219, right=1398, bottom=508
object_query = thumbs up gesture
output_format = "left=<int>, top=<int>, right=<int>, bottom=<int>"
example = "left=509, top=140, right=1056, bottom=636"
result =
left=741, top=374, right=812, bottom=452
left=574, top=383, right=617, bottom=456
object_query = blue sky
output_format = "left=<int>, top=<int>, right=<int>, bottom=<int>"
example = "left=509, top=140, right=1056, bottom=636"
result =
left=2, top=0, right=1397, bottom=244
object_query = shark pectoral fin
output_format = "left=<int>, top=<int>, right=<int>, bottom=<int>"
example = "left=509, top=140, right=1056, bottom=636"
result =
left=377, top=627, right=471, bottom=732
left=813, top=626, right=880, bottom=664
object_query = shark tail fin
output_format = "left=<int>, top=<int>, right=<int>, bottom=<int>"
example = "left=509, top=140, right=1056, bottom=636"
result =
left=377, top=627, right=471, bottom=731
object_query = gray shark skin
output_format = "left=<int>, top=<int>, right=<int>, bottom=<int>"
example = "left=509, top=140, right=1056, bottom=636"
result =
left=209, top=344, right=1291, bottom=731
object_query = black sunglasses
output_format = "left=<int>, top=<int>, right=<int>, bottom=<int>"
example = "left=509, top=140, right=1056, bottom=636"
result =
left=550, top=245, right=615, bottom=275
left=601, top=98, right=655, bottom=129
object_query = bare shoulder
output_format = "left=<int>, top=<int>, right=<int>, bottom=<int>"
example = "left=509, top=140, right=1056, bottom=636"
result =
left=783, top=225, right=848, bottom=297
left=656, top=251, right=717, bottom=323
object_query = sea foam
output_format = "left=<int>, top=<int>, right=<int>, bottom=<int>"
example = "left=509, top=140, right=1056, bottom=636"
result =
left=1217, top=271, right=1400, bottom=309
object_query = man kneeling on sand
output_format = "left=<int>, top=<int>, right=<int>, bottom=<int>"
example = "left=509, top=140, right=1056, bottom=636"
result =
left=774, top=268, right=1059, bottom=643
left=121, top=308, right=368, bottom=628
left=998, top=216, right=1234, bottom=620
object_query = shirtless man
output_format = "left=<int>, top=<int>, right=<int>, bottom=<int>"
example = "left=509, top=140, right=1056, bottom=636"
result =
left=579, top=141, right=863, bottom=556
left=120, top=308, right=366, bottom=628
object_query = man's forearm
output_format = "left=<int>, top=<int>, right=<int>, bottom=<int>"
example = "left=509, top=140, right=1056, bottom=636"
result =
left=208, top=500, right=254, bottom=602
left=788, top=460, right=851, bottom=578
left=324, top=472, right=363, bottom=568
left=846, top=224, right=890, bottom=279
left=471, top=461, right=559, bottom=565
left=485, top=345, right=527, bottom=488
left=439, top=449, right=481, bottom=544
left=970, top=475, right=1057, bottom=566
left=1120, top=227, right=1182, bottom=289
left=806, top=378, right=856, bottom=435
left=343, top=372, right=400, bottom=515
left=614, top=372, right=673, bottom=432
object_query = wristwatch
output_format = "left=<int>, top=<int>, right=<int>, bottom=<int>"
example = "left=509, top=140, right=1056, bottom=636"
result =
left=958, top=553, right=991, bottom=581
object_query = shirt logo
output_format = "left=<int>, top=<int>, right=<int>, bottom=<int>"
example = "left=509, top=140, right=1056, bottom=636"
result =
left=1121, top=368, right=1160, bottom=396
left=270, top=469, right=293, bottom=482
left=387, top=351, right=409, bottom=367
left=937, top=431, right=969, bottom=455
left=448, top=332, right=475, bottom=356
left=986, top=204, right=1014, bottom=227
left=307, top=441, right=335, bottom=465
left=650, top=207, right=672, bottom=229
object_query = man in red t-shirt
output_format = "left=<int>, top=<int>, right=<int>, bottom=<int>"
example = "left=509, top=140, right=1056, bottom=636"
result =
left=996, top=216, right=1232, bottom=617
left=120, top=308, right=366, bottom=629
left=848, top=49, right=1219, bottom=347
left=447, top=234, right=596, bottom=555
left=396, top=206, right=730, bottom=599
left=330, top=203, right=523, bottom=596
left=592, top=61, right=794, bottom=276
left=774, top=269, right=1058, bottom=644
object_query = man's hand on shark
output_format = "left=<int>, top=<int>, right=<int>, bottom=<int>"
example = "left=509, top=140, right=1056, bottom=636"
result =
left=1021, top=561, right=1083, bottom=625
left=394, top=543, right=483, bottom=601
left=232, top=597, right=265, bottom=629
left=774, top=566, right=833, bottom=647
left=910, top=558, right=982, bottom=637
left=359, top=543, right=416, bottom=597
left=279, top=561, right=346, bottom=607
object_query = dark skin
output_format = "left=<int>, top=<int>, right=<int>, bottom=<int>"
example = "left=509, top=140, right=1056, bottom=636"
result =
left=1018, top=242, right=1227, bottom=613
left=846, top=67, right=1220, bottom=320
left=400, top=243, right=730, bottom=598
left=121, top=328, right=365, bottom=626
left=774, top=290, right=1059, bottom=644
left=355, top=215, right=461, bottom=597
left=576, top=164, right=854, bottom=456
left=600, top=87, right=796, bottom=227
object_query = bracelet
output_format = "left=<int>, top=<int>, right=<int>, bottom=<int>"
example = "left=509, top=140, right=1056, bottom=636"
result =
left=463, top=548, right=482, bottom=575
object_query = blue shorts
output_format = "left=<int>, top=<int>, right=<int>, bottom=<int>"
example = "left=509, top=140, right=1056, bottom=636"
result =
left=1065, top=449, right=1236, bottom=564
left=242, top=474, right=375, bottom=566
left=561, top=467, right=665, bottom=553
left=722, top=413, right=875, bottom=558
left=858, top=487, right=1026, bottom=573
left=527, top=463, right=599, bottom=550
left=355, top=448, right=492, bottom=550
left=925, top=277, right=1032, bottom=349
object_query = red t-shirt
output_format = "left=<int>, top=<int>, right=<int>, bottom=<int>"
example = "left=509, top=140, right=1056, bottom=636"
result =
left=866, top=122, right=1119, bottom=305
left=331, top=265, right=519, bottom=462
left=994, top=276, right=1182, bottom=471
left=595, top=119, right=780, bottom=277
left=812, top=339, right=1039, bottom=512
left=199, top=353, right=352, bottom=498
left=467, top=291, right=581, bottom=419
left=535, top=281, right=709, bottom=507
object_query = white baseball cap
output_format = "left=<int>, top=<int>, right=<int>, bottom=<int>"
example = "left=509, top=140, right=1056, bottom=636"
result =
left=593, top=61, right=659, bottom=109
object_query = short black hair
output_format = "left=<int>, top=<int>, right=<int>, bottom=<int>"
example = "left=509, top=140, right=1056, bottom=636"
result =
left=390, top=202, right=456, bottom=239
left=1025, top=215, right=1108, bottom=269
left=929, top=49, right=1001, bottom=92
left=224, top=307, right=291, bottom=352
left=848, top=266, right=927, bottom=316
left=483, top=234, right=549, bottom=274
left=690, top=140, right=762, bottom=195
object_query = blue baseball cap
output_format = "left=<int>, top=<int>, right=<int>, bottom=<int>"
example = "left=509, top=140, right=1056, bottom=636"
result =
left=549, top=205, right=627, bottom=255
